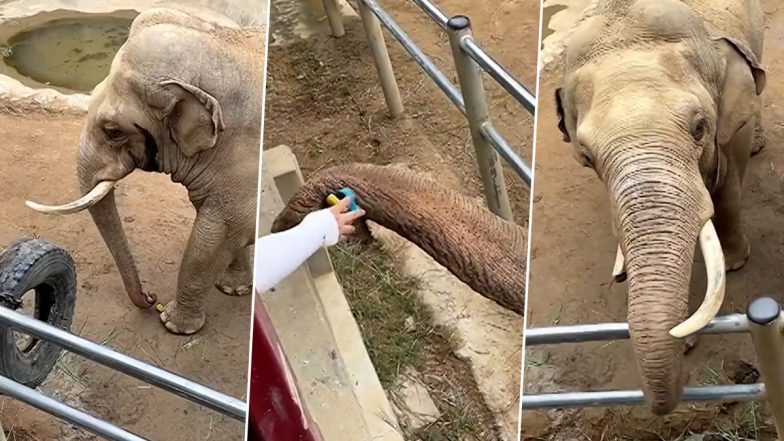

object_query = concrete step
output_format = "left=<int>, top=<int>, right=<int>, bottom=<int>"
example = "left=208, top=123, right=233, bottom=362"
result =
left=258, top=145, right=404, bottom=441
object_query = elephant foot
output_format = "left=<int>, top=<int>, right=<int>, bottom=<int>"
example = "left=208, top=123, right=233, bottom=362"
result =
left=751, top=123, right=766, bottom=156
left=215, top=269, right=252, bottom=297
left=159, top=301, right=206, bottom=335
left=723, top=235, right=750, bottom=272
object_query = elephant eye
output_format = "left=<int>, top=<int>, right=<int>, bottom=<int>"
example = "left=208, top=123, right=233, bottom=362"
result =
left=691, top=115, right=708, bottom=142
left=578, top=149, right=594, bottom=168
left=103, top=124, right=124, bottom=140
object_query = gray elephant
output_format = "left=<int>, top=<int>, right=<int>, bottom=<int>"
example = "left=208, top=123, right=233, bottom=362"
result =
left=26, top=8, right=264, bottom=335
left=554, top=0, right=765, bottom=414
left=271, top=163, right=527, bottom=315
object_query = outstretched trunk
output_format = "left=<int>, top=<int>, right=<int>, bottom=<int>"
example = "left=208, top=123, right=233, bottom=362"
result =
left=605, top=145, right=713, bottom=415
left=271, top=164, right=526, bottom=314
left=77, top=147, right=155, bottom=309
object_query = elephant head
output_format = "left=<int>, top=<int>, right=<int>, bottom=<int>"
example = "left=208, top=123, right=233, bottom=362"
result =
left=25, top=9, right=263, bottom=309
left=271, top=163, right=527, bottom=314
left=555, top=0, right=765, bottom=414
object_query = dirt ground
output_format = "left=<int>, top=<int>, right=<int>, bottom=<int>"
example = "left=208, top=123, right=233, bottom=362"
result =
left=263, top=0, right=538, bottom=438
left=523, top=1, right=784, bottom=440
left=265, top=0, right=538, bottom=226
left=0, top=107, right=250, bottom=440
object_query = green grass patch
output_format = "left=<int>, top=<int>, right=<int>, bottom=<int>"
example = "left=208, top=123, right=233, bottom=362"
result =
left=329, top=240, right=500, bottom=440
left=329, top=241, right=429, bottom=387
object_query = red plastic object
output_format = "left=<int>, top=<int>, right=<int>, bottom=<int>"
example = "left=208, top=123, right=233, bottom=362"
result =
left=247, top=296, right=324, bottom=441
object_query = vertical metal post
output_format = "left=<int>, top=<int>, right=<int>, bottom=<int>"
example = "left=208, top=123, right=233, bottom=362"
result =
left=446, top=15, right=513, bottom=221
left=321, top=0, right=345, bottom=37
left=356, top=0, right=404, bottom=118
left=747, top=296, right=784, bottom=438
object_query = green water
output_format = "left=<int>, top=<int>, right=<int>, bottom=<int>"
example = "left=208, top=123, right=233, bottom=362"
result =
left=2, top=16, right=134, bottom=93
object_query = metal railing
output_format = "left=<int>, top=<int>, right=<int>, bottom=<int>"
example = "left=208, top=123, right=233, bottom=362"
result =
left=0, top=306, right=246, bottom=441
left=522, top=296, right=784, bottom=438
left=320, top=0, right=535, bottom=221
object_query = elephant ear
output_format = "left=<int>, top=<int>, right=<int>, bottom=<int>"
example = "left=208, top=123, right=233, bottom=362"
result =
left=713, top=36, right=766, bottom=147
left=160, top=80, right=225, bottom=157
left=554, top=87, right=571, bottom=143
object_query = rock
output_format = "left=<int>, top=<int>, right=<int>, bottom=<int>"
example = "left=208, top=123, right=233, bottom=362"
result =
left=726, top=360, right=760, bottom=385
left=391, top=369, right=440, bottom=430
left=519, top=410, right=553, bottom=439
left=404, top=316, right=416, bottom=332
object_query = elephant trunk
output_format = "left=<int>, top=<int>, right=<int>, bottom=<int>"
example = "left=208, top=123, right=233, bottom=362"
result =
left=605, top=146, right=715, bottom=415
left=271, top=164, right=526, bottom=314
left=76, top=146, right=156, bottom=309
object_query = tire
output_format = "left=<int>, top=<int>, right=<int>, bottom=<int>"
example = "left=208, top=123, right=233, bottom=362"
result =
left=0, top=238, right=76, bottom=388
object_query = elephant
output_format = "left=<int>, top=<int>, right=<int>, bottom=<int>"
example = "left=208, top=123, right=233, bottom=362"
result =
left=270, top=163, right=526, bottom=315
left=554, top=0, right=766, bottom=414
left=25, top=8, right=264, bottom=335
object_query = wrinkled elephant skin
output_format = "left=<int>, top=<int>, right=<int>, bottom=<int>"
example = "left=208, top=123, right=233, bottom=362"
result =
left=272, top=163, right=527, bottom=315
left=554, top=0, right=766, bottom=414
left=26, top=8, right=264, bottom=335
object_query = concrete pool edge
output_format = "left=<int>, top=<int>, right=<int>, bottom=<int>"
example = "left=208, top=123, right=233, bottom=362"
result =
left=0, top=0, right=266, bottom=114
left=259, top=145, right=404, bottom=441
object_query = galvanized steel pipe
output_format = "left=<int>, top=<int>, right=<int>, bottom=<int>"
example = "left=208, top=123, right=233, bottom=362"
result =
left=0, top=375, right=149, bottom=440
left=0, top=306, right=246, bottom=421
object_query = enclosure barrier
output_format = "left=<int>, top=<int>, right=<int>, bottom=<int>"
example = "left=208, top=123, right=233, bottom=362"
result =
left=522, top=296, right=784, bottom=438
left=320, top=0, right=535, bottom=221
left=0, top=306, right=246, bottom=441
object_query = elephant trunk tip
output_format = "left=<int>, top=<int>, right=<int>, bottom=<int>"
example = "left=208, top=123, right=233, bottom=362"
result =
left=650, top=394, right=680, bottom=416
left=132, top=291, right=158, bottom=309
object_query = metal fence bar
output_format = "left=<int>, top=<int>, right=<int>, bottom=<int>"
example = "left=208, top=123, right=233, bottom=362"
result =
left=359, top=0, right=465, bottom=113
left=0, top=307, right=246, bottom=421
left=0, top=375, right=148, bottom=440
left=481, top=123, right=532, bottom=186
left=356, top=0, right=404, bottom=117
left=356, top=0, right=534, bottom=192
left=447, top=15, right=513, bottom=220
left=461, top=38, right=536, bottom=114
left=521, top=383, right=764, bottom=410
left=747, top=297, right=784, bottom=437
left=321, top=0, right=345, bottom=37
left=412, top=0, right=536, bottom=113
left=525, top=313, right=750, bottom=346
left=523, top=296, right=784, bottom=434
left=411, top=0, right=449, bottom=29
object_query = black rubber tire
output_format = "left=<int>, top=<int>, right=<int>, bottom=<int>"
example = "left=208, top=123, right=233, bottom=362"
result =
left=0, top=238, right=76, bottom=388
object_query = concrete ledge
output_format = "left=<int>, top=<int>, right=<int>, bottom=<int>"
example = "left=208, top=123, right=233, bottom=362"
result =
left=259, top=145, right=403, bottom=441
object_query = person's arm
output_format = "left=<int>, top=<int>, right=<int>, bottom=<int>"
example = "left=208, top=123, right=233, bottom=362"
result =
left=253, top=208, right=339, bottom=293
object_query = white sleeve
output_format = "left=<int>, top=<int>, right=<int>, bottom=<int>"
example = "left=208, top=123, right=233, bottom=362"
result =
left=253, top=208, right=340, bottom=293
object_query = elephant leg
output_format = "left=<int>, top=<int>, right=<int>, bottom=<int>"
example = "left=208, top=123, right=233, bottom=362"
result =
left=751, top=112, right=765, bottom=156
left=160, top=210, right=236, bottom=335
left=714, top=177, right=748, bottom=271
left=215, top=246, right=252, bottom=296
left=714, top=122, right=754, bottom=272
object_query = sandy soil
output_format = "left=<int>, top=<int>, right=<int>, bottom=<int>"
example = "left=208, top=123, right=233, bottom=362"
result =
left=0, top=108, right=250, bottom=440
left=264, top=0, right=538, bottom=225
left=523, top=1, right=784, bottom=439
left=263, top=0, right=538, bottom=438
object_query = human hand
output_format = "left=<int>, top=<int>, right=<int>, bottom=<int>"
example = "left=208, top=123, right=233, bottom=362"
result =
left=329, top=196, right=366, bottom=241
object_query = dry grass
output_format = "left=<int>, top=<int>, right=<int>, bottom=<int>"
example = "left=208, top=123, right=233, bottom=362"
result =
left=331, top=241, right=501, bottom=440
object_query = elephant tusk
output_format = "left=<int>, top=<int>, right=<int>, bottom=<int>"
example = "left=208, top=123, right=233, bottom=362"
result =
left=612, top=245, right=627, bottom=283
left=669, top=220, right=726, bottom=338
left=25, top=181, right=115, bottom=214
